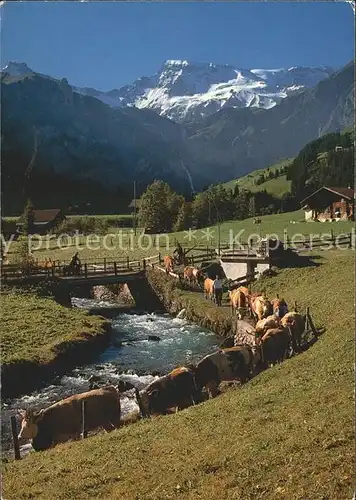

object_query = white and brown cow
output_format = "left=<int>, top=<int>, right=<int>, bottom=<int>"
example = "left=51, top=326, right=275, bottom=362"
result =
left=183, top=266, right=203, bottom=286
left=18, top=386, right=121, bottom=451
left=138, top=366, right=201, bottom=416
left=194, top=346, right=262, bottom=398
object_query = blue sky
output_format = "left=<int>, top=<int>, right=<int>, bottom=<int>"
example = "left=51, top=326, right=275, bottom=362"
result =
left=1, top=2, right=354, bottom=91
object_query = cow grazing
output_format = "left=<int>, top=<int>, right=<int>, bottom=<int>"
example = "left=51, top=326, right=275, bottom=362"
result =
left=259, top=327, right=291, bottom=366
left=229, top=286, right=250, bottom=318
left=280, top=312, right=305, bottom=352
left=18, top=386, right=121, bottom=451
left=138, top=366, right=201, bottom=416
left=194, top=346, right=262, bottom=398
left=163, top=255, right=174, bottom=274
left=271, top=295, right=289, bottom=319
left=250, top=295, right=273, bottom=321
left=203, top=278, right=214, bottom=301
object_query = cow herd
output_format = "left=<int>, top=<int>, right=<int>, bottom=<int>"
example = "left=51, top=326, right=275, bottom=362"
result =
left=17, top=286, right=308, bottom=453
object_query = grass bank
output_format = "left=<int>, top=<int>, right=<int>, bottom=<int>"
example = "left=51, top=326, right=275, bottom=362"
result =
left=3, top=249, right=354, bottom=499
left=1, top=288, right=111, bottom=399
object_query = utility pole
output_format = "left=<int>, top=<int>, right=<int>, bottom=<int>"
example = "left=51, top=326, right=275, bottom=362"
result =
left=218, top=221, right=221, bottom=257
left=133, top=180, right=137, bottom=236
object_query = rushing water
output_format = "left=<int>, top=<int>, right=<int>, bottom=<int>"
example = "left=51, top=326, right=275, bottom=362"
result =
left=2, top=299, right=221, bottom=457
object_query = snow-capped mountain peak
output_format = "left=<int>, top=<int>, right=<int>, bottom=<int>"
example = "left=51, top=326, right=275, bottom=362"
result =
left=76, top=59, right=335, bottom=123
left=2, top=59, right=336, bottom=124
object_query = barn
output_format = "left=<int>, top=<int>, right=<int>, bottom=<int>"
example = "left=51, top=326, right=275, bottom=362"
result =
left=16, top=209, right=66, bottom=234
left=301, top=186, right=355, bottom=222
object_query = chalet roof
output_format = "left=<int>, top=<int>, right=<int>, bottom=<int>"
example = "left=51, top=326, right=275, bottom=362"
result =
left=301, top=186, right=355, bottom=206
left=128, top=199, right=141, bottom=209
left=17, top=209, right=64, bottom=224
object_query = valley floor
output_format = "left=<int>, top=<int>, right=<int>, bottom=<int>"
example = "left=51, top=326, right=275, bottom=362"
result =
left=2, top=249, right=354, bottom=499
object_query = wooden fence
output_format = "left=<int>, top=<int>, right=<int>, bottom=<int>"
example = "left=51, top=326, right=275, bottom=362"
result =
left=1, top=254, right=162, bottom=280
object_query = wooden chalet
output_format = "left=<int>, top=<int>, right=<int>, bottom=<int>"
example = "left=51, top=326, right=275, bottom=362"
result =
left=301, top=186, right=355, bottom=222
left=16, top=209, right=66, bottom=234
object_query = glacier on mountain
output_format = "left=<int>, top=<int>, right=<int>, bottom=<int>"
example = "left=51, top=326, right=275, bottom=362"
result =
left=2, top=59, right=335, bottom=124
left=82, top=60, right=335, bottom=123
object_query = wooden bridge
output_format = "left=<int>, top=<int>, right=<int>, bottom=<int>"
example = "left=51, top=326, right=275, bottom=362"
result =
left=1, top=246, right=222, bottom=286
left=1, top=254, right=163, bottom=285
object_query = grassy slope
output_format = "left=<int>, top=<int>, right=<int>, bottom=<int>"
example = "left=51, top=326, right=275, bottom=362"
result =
left=3, top=249, right=354, bottom=499
left=222, top=159, right=293, bottom=198
left=1, top=291, right=108, bottom=364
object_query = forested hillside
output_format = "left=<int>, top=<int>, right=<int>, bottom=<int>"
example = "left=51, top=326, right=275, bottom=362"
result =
left=287, top=129, right=354, bottom=202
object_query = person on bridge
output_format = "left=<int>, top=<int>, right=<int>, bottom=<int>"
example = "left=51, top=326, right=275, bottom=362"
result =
left=173, top=242, right=184, bottom=265
left=70, top=252, right=80, bottom=266
left=213, top=275, right=223, bottom=307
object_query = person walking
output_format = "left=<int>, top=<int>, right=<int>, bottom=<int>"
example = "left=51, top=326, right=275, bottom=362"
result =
left=213, top=275, right=223, bottom=307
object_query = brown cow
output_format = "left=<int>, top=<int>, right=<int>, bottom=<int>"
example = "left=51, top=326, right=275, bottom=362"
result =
left=280, top=312, right=305, bottom=352
left=203, top=277, right=214, bottom=301
left=229, top=286, right=250, bottom=318
left=163, top=255, right=174, bottom=274
left=250, top=295, right=273, bottom=321
left=18, top=386, right=121, bottom=451
left=259, top=327, right=291, bottom=366
left=194, top=346, right=262, bottom=398
left=271, top=295, right=289, bottom=319
left=138, top=366, right=201, bottom=415
left=255, top=315, right=281, bottom=336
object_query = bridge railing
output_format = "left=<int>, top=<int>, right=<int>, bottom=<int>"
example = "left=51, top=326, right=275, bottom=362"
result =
left=1, top=254, right=162, bottom=280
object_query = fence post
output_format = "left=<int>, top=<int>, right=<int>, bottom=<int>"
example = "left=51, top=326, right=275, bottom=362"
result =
left=81, top=400, right=87, bottom=439
left=142, top=258, right=146, bottom=270
left=84, top=263, right=88, bottom=278
left=114, top=262, right=117, bottom=275
left=10, top=416, right=21, bottom=460
left=104, top=258, right=107, bottom=272
left=306, top=306, right=318, bottom=339
left=127, top=256, right=130, bottom=269
left=331, top=229, right=335, bottom=247
left=283, top=228, right=288, bottom=249
left=158, top=252, right=162, bottom=264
